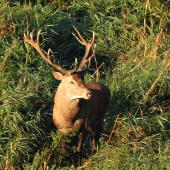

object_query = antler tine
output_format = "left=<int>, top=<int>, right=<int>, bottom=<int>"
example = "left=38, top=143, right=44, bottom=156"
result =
left=72, top=26, right=96, bottom=71
left=29, top=29, right=34, bottom=39
left=85, top=43, right=97, bottom=70
left=24, top=29, right=69, bottom=75
left=47, top=48, right=52, bottom=59
left=36, top=30, right=41, bottom=44
left=72, top=25, right=87, bottom=45
left=69, top=58, right=78, bottom=74
left=89, top=43, right=97, bottom=64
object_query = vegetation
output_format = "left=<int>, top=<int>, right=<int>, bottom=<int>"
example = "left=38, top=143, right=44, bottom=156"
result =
left=0, top=0, right=170, bottom=169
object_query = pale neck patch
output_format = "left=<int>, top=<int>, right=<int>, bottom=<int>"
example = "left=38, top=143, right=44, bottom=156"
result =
left=70, top=95, right=83, bottom=101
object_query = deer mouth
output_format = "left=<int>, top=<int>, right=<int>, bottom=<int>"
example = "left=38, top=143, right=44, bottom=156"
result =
left=70, top=92, right=92, bottom=101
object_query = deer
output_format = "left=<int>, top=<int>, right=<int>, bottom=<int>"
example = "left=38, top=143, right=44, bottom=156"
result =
left=24, top=26, right=110, bottom=166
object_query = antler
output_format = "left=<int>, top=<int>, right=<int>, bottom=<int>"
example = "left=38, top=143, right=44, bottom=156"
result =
left=72, top=26, right=96, bottom=71
left=24, top=29, right=77, bottom=75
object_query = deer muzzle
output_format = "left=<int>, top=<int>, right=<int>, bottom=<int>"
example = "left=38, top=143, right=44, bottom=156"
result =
left=83, top=91, right=92, bottom=99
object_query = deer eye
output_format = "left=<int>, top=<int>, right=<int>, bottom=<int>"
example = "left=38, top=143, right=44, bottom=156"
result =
left=70, top=81, right=75, bottom=84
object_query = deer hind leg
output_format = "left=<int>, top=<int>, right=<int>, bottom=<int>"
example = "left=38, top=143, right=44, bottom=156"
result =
left=94, top=123, right=103, bottom=150
left=77, top=130, right=86, bottom=166
left=87, top=122, right=103, bottom=152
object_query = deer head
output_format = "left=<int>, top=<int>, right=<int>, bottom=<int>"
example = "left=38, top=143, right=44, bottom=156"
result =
left=24, top=26, right=96, bottom=101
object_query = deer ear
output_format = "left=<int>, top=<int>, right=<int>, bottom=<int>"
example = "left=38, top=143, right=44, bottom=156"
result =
left=52, top=70, right=63, bottom=80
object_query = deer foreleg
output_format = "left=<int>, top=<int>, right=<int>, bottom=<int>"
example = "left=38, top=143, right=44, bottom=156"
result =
left=77, top=131, right=86, bottom=166
left=60, top=139, right=66, bottom=152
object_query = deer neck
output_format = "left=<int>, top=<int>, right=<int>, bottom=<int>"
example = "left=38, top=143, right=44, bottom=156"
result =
left=54, top=83, right=81, bottom=119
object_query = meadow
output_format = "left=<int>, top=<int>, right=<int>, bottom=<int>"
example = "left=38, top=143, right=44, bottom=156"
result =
left=0, top=0, right=170, bottom=169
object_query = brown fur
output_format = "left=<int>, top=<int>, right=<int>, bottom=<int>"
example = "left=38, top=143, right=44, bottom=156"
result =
left=23, top=26, right=110, bottom=166
left=52, top=72, right=110, bottom=165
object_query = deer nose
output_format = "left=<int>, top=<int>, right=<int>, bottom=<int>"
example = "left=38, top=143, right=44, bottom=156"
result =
left=86, top=92, right=92, bottom=99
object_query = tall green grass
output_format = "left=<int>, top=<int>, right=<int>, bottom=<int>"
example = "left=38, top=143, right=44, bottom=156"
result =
left=0, top=0, right=170, bottom=169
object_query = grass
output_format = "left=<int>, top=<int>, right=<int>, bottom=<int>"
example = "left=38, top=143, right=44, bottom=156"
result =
left=0, top=0, right=170, bottom=169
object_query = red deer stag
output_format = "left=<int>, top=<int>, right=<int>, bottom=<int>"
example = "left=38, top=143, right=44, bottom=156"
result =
left=24, top=26, right=110, bottom=166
